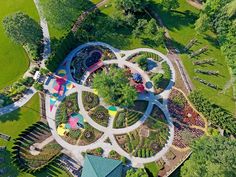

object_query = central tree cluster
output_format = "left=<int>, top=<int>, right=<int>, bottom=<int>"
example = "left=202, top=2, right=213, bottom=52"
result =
left=92, top=67, right=137, bottom=107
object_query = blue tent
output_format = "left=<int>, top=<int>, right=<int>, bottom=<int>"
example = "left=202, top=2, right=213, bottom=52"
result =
left=133, top=73, right=142, bottom=83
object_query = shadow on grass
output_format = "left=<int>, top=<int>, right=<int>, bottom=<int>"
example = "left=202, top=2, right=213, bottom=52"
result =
left=34, top=163, right=66, bottom=177
left=0, top=109, right=21, bottom=123
left=152, top=5, right=198, bottom=31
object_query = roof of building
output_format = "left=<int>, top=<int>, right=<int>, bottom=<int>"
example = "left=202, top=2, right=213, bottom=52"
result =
left=81, top=155, right=123, bottom=177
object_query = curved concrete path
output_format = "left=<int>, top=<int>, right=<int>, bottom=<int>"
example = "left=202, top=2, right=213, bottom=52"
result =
left=45, top=42, right=176, bottom=167
left=0, top=88, right=37, bottom=116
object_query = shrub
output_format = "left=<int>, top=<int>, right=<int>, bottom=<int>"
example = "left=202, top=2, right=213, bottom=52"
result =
left=114, top=111, right=126, bottom=128
left=96, top=147, right=103, bottom=154
left=135, top=55, right=148, bottom=71
left=120, top=156, right=127, bottom=164
left=33, top=82, right=44, bottom=91
left=19, top=77, right=34, bottom=87
left=138, top=149, right=141, bottom=157
left=151, top=73, right=164, bottom=89
left=142, top=149, right=145, bottom=158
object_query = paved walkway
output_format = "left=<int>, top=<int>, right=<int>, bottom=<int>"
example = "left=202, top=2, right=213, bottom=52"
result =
left=29, top=135, right=54, bottom=155
left=45, top=42, right=176, bottom=167
left=0, top=88, right=36, bottom=116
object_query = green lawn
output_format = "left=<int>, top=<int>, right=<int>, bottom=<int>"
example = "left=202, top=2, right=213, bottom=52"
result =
left=91, top=0, right=102, bottom=4
left=152, top=0, right=235, bottom=113
left=145, top=162, right=160, bottom=177
left=0, top=0, right=39, bottom=89
left=0, top=94, right=69, bottom=177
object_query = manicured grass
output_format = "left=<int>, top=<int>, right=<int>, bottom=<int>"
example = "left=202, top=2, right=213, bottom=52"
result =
left=0, top=0, right=39, bottom=89
left=91, top=0, right=102, bottom=4
left=152, top=0, right=235, bottom=113
left=145, top=162, right=160, bottom=177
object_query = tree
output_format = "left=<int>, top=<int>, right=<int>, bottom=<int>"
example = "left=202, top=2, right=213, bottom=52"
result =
left=181, top=136, right=236, bottom=177
left=115, top=0, right=150, bottom=13
left=3, top=12, right=42, bottom=46
left=126, top=168, right=148, bottom=177
left=160, top=0, right=180, bottom=10
left=145, top=18, right=157, bottom=34
left=3, top=12, right=43, bottom=60
left=33, top=82, right=44, bottom=91
left=132, top=19, right=148, bottom=37
left=93, top=67, right=137, bottom=107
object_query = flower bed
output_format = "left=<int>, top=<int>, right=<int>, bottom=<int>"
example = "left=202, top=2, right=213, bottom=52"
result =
left=115, top=113, right=169, bottom=157
left=82, top=91, right=99, bottom=111
left=168, top=89, right=205, bottom=128
left=78, top=123, right=103, bottom=146
left=113, top=111, right=126, bottom=128
left=108, top=150, right=121, bottom=160
left=89, top=105, right=109, bottom=127
left=56, top=93, right=79, bottom=127
left=173, top=122, right=204, bottom=148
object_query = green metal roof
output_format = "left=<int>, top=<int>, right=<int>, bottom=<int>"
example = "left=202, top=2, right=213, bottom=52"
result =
left=81, top=155, right=123, bottom=177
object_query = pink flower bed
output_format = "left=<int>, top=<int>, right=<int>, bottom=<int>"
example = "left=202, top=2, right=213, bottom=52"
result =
left=173, top=122, right=204, bottom=148
left=168, top=89, right=205, bottom=128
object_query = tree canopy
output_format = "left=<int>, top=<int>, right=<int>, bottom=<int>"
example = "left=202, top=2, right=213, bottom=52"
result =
left=115, top=0, right=150, bottom=13
left=126, top=168, right=148, bottom=177
left=92, top=67, right=137, bottom=107
left=3, top=12, right=43, bottom=60
left=3, top=12, right=42, bottom=46
left=160, top=0, right=180, bottom=10
left=181, top=136, right=236, bottom=177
